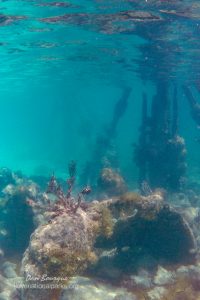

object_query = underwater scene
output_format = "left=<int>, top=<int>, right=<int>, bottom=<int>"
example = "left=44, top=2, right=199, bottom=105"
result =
left=2, top=0, right=200, bottom=299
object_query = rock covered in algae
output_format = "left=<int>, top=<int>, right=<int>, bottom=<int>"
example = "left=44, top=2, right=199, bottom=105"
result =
left=97, top=167, right=127, bottom=196
left=22, top=210, right=98, bottom=276
left=94, top=192, right=197, bottom=272
left=0, top=170, right=42, bottom=257
left=20, top=191, right=198, bottom=299
left=112, top=205, right=196, bottom=263
left=1, top=185, right=35, bottom=256
left=21, top=209, right=99, bottom=300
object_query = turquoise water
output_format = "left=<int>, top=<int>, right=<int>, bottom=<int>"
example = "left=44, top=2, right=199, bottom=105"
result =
left=0, top=0, right=199, bottom=184
left=2, top=1, right=200, bottom=299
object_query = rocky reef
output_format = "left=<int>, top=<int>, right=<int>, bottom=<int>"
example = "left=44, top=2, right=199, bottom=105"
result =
left=0, top=168, right=38, bottom=257
left=1, top=167, right=200, bottom=300
left=20, top=183, right=198, bottom=299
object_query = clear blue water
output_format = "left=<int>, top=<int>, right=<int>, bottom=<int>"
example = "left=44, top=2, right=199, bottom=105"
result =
left=2, top=1, right=200, bottom=299
left=0, top=0, right=199, bottom=184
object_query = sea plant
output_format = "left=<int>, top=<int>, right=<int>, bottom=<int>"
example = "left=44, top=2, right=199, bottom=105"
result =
left=100, top=206, right=114, bottom=238
left=46, top=160, right=91, bottom=219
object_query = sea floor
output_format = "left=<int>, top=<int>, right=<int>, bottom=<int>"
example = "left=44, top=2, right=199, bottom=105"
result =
left=1, top=167, right=200, bottom=300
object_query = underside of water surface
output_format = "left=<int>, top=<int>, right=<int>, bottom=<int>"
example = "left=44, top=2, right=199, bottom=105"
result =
left=1, top=1, right=200, bottom=300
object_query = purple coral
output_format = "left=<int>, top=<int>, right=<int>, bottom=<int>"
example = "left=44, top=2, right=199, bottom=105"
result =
left=46, top=161, right=91, bottom=218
